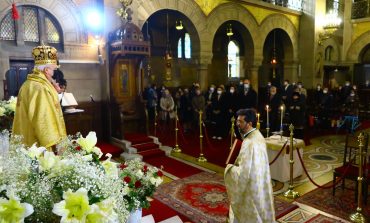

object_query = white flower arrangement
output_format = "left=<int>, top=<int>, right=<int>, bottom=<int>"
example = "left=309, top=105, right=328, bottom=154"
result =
left=0, top=132, right=130, bottom=222
left=0, top=96, right=17, bottom=131
left=119, top=159, right=163, bottom=212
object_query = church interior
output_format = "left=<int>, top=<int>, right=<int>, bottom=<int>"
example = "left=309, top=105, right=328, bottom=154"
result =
left=1, top=0, right=370, bottom=222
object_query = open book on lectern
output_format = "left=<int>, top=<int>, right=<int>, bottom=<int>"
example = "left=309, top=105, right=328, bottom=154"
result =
left=58, top=92, right=78, bottom=107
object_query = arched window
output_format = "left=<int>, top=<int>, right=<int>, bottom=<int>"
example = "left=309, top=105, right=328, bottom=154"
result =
left=177, top=32, right=191, bottom=59
left=0, top=5, right=63, bottom=50
left=177, top=38, right=182, bottom=58
left=184, top=33, right=191, bottom=59
left=325, top=46, right=333, bottom=61
left=228, top=41, right=240, bottom=78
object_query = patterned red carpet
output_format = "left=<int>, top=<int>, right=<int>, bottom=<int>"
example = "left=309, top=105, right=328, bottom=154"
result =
left=154, top=172, right=299, bottom=222
left=296, top=181, right=370, bottom=221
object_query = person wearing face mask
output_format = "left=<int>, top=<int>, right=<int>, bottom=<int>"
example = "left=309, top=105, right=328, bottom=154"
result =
left=344, top=90, right=359, bottom=116
left=191, top=87, right=206, bottom=126
left=297, top=82, right=307, bottom=97
left=340, top=81, right=352, bottom=104
left=318, top=87, right=333, bottom=128
left=266, top=86, right=282, bottom=132
left=281, top=79, right=293, bottom=106
left=239, top=79, right=257, bottom=109
left=12, top=45, right=66, bottom=150
left=205, top=84, right=216, bottom=123
left=288, top=92, right=306, bottom=139
left=225, top=85, right=240, bottom=138
left=180, top=88, right=193, bottom=132
left=211, top=86, right=227, bottom=139
left=314, top=84, right=323, bottom=107
left=160, top=89, right=175, bottom=123
left=224, top=109, right=275, bottom=223
left=265, top=81, right=272, bottom=104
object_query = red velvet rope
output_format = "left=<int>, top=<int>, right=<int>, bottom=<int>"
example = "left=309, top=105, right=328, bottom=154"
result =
left=202, top=122, right=216, bottom=151
left=296, top=147, right=355, bottom=189
left=176, top=119, right=189, bottom=145
left=269, top=140, right=288, bottom=166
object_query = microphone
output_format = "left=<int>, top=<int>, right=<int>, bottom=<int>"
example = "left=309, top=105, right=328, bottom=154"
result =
left=89, top=94, right=95, bottom=103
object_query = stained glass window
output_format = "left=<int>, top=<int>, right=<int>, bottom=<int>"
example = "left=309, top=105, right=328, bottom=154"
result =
left=177, top=38, right=182, bottom=58
left=0, top=5, right=62, bottom=47
left=46, top=17, right=60, bottom=43
left=184, top=33, right=191, bottom=59
left=23, top=7, right=39, bottom=42
left=0, top=13, right=15, bottom=40
left=228, top=41, right=240, bottom=78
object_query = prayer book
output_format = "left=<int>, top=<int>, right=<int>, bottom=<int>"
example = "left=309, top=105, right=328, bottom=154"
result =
left=59, top=92, right=78, bottom=107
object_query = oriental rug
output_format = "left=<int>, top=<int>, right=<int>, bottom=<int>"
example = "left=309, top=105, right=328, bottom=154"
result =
left=154, top=172, right=298, bottom=223
left=296, top=181, right=370, bottom=221
left=277, top=208, right=347, bottom=223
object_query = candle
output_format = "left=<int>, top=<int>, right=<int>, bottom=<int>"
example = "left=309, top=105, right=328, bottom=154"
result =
left=266, top=105, right=269, bottom=128
left=257, top=113, right=260, bottom=123
left=280, top=105, right=284, bottom=130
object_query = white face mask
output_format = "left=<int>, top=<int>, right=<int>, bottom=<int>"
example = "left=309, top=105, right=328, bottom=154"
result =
left=345, top=83, right=350, bottom=86
left=230, top=89, right=235, bottom=93
left=217, top=90, right=222, bottom=95
left=210, top=87, right=214, bottom=92
left=323, top=90, right=328, bottom=94
left=317, top=86, right=321, bottom=90
left=298, top=85, right=302, bottom=88
left=244, top=84, right=249, bottom=89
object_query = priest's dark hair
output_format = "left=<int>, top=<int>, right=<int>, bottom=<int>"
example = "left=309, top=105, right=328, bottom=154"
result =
left=236, top=108, right=257, bottom=126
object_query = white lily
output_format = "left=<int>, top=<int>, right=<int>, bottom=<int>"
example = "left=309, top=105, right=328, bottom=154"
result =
left=101, top=154, right=119, bottom=178
left=5, top=96, right=17, bottom=112
left=0, top=194, right=34, bottom=223
left=52, top=188, right=91, bottom=223
left=0, top=107, right=5, bottom=117
left=38, top=151, right=60, bottom=172
left=26, top=144, right=46, bottom=159
left=77, top=132, right=103, bottom=157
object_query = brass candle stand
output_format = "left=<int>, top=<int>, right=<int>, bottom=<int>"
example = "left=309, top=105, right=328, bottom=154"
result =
left=230, top=116, right=235, bottom=150
left=349, top=133, right=367, bottom=223
left=173, top=107, right=181, bottom=153
left=284, top=124, right=300, bottom=199
left=197, top=111, right=207, bottom=162
left=154, top=109, right=158, bottom=137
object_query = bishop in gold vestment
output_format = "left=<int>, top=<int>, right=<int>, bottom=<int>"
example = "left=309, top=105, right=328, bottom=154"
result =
left=12, top=45, right=66, bottom=149
left=225, top=109, right=275, bottom=223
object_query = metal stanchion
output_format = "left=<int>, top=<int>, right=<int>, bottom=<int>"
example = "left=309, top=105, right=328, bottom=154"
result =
left=230, top=116, right=235, bottom=150
left=154, top=109, right=158, bottom=137
left=144, top=107, right=149, bottom=135
left=349, top=133, right=367, bottom=223
left=173, top=107, right=181, bottom=153
left=284, top=124, right=300, bottom=199
left=197, top=111, right=207, bottom=162
left=266, top=105, right=270, bottom=138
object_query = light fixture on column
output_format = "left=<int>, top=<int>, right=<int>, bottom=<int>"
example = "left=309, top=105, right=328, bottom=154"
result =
left=270, top=30, right=277, bottom=78
left=175, top=20, right=183, bottom=30
left=165, top=13, right=172, bottom=81
left=318, top=11, right=341, bottom=45
left=226, top=24, right=233, bottom=37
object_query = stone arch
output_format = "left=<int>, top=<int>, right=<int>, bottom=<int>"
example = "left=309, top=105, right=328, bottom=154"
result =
left=0, top=0, right=86, bottom=44
left=207, top=2, right=259, bottom=63
left=259, top=14, right=298, bottom=63
left=346, top=31, right=370, bottom=62
left=135, top=0, right=206, bottom=37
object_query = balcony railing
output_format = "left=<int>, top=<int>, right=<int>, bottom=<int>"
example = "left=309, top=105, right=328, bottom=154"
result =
left=262, top=0, right=303, bottom=11
left=352, top=0, right=369, bottom=19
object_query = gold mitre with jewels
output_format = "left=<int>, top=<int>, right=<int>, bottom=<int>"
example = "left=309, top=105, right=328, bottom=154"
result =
left=32, top=45, right=58, bottom=66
